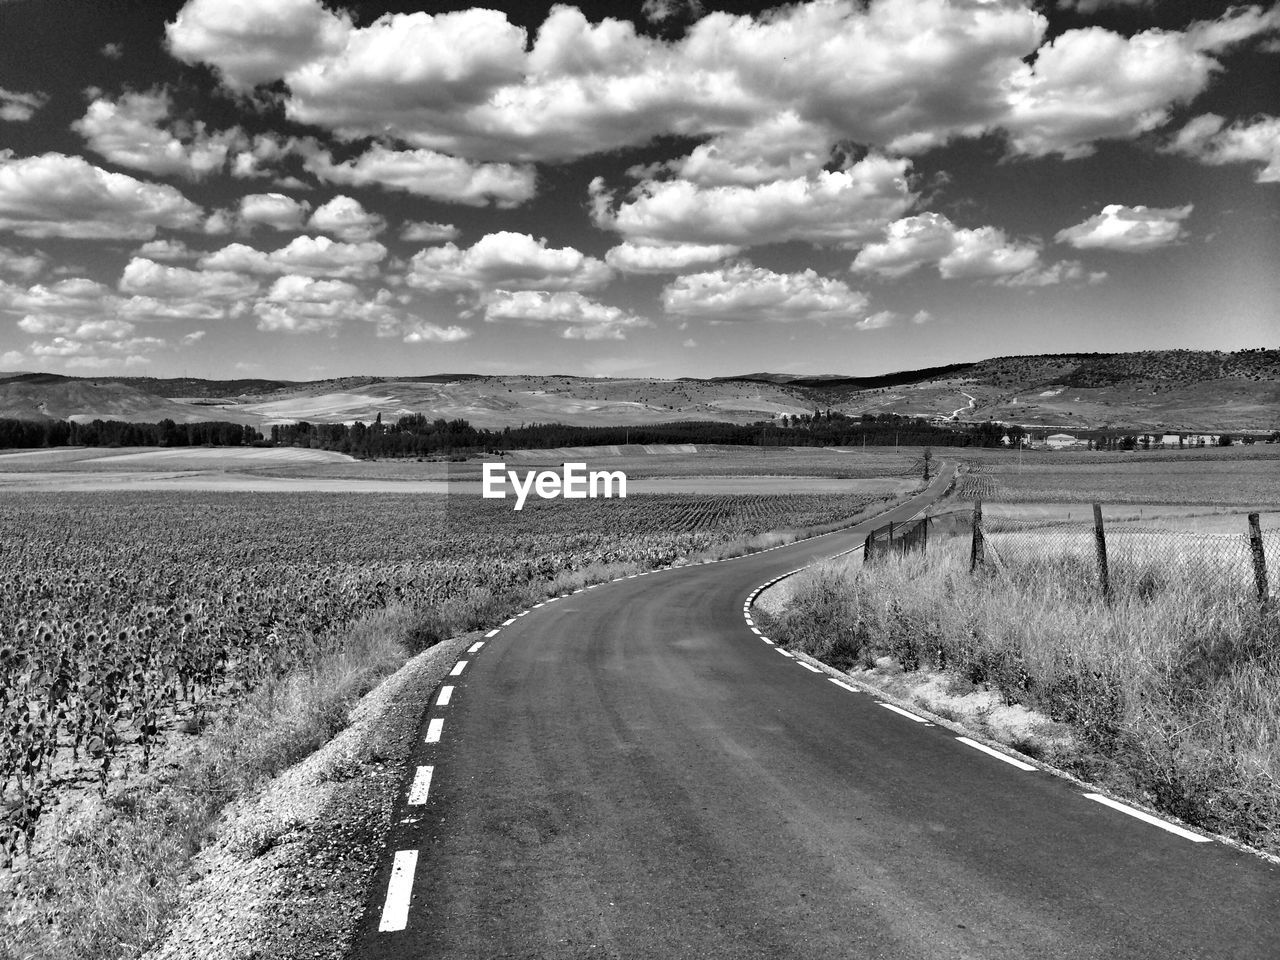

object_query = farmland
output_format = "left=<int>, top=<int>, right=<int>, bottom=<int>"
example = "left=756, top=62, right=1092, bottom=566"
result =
left=0, top=488, right=890, bottom=870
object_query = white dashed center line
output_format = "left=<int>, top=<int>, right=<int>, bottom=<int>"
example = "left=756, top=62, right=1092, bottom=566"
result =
left=436, top=685, right=454, bottom=706
left=450, top=660, right=468, bottom=676
left=425, top=718, right=444, bottom=743
left=955, top=736, right=1036, bottom=770
left=378, top=849, right=419, bottom=932
left=1083, top=794, right=1212, bottom=842
left=407, top=765, right=434, bottom=805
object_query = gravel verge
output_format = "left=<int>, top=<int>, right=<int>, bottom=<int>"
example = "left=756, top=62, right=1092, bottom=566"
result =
left=139, top=632, right=471, bottom=960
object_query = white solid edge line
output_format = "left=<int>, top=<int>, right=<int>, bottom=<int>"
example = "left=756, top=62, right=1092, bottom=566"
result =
left=484, top=629, right=499, bottom=638
left=502, top=618, right=516, bottom=626
left=955, top=736, right=1036, bottom=771
left=407, top=765, right=434, bottom=805
left=829, top=678, right=858, bottom=692
left=450, top=660, right=468, bottom=676
left=436, top=685, right=454, bottom=706
left=425, top=718, right=444, bottom=743
left=798, top=662, right=823, bottom=673
left=1083, top=793, right=1212, bottom=842
left=878, top=702, right=930, bottom=723
left=468, top=641, right=484, bottom=653
left=377, top=849, right=419, bottom=932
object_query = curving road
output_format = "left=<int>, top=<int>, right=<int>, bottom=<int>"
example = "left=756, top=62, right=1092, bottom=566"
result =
left=353, top=468, right=1278, bottom=959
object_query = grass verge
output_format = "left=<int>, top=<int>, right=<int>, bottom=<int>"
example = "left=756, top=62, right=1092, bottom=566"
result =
left=762, top=542, right=1280, bottom=856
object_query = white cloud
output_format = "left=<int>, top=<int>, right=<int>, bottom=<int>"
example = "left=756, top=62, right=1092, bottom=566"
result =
left=0, top=151, right=203, bottom=240
left=1165, top=114, right=1280, bottom=184
left=119, top=257, right=260, bottom=300
left=642, top=0, right=704, bottom=25
left=118, top=296, right=237, bottom=322
left=911, top=309, right=933, bottom=324
left=852, top=213, right=1041, bottom=279
left=604, top=241, right=740, bottom=274
left=134, top=239, right=198, bottom=261
left=996, top=260, right=1107, bottom=287
left=307, top=195, right=385, bottom=242
left=1, top=350, right=25, bottom=367
left=199, top=235, right=388, bottom=279
left=252, top=274, right=362, bottom=334
left=400, top=321, right=472, bottom=344
left=478, top=290, right=650, bottom=340
left=1056, top=0, right=1149, bottom=13
left=101, top=42, right=124, bottom=60
left=405, top=232, right=611, bottom=293
left=0, top=88, right=49, bottom=123
left=1055, top=204, right=1192, bottom=252
left=855, top=310, right=896, bottom=330
left=400, top=221, right=459, bottom=243
left=166, top=0, right=352, bottom=92
left=72, top=88, right=244, bottom=180
left=240, top=193, right=310, bottom=231
left=593, top=155, right=915, bottom=249
left=0, top=277, right=114, bottom=315
left=18, top=315, right=136, bottom=340
left=302, top=143, right=536, bottom=207
left=0, top=245, right=48, bottom=279
left=662, top=263, right=870, bottom=323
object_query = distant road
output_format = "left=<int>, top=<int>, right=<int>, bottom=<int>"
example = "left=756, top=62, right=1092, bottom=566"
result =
left=355, top=467, right=1279, bottom=959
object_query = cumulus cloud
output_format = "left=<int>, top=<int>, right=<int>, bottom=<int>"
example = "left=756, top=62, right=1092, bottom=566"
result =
left=996, top=260, right=1107, bottom=287
left=162, top=0, right=1280, bottom=170
left=604, top=242, right=740, bottom=274
left=0, top=88, right=50, bottom=123
left=1056, top=0, right=1149, bottom=14
left=0, top=151, right=203, bottom=240
left=1055, top=204, right=1193, bottom=252
left=101, top=42, right=125, bottom=60
left=1165, top=113, right=1280, bottom=183
left=661, top=263, right=870, bottom=323
left=302, top=143, right=536, bottom=208
left=166, top=0, right=352, bottom=91
left=72, top=89, right=245, bottom=180
left=399, top=221, right=459, bottom=243
left=134, top=239, right=198, bottom=261
left=400, top=320, right=472, bottom=344
left=478, top=290, right=650, bottom=340
left=0, top=277, right=113, bottom=315
left=199, top=235, right=388, bottom=279
left=0, top=245, right=48, bottom=279
left=855, top=310, right=897, bottom=330
left=306, top=195, right=386, bottom=242
left=405, top=232, right=611, bottom=293
left=239, top=193, right=310, bottom=232
left=253, top=274, right=361, bottom=334
left=641, top=0, right=704, bottom=25
left=593, top=155, right=915, bottom=249
left=852, top=213, right=1041, bottom=279
left=119, top=257, right=260, bottom=300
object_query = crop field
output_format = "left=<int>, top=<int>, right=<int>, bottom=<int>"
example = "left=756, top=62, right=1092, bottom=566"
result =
left=955, top=456, right=1280, bottom=506
left=0, top=488, right=884, bottom=867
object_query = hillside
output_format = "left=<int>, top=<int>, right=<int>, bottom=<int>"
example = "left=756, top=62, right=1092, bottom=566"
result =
left=1, top=349, right=1276, bottom=432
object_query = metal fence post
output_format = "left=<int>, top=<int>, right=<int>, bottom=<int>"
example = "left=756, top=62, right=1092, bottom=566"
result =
left=1093, top=503, right=1111, bottom=603
left=1248, top=512, right=1270, bottom=603
left=970, top=500, right=984, bottom=572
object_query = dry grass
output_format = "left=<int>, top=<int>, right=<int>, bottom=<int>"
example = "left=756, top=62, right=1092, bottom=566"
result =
left=768, top=540, right=1280, bottom=854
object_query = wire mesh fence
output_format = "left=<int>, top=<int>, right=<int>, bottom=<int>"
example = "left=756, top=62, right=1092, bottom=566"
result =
left=864, top=516, right=930, bottom=563
left=968, top=503, right=1278, bottom=603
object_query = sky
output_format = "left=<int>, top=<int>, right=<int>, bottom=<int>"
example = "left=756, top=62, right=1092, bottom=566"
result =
left=0, top=0, right=1277, bottom=382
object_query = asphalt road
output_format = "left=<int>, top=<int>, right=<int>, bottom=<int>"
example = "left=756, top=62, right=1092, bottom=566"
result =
left=354, top=470, right=1279, bottom=959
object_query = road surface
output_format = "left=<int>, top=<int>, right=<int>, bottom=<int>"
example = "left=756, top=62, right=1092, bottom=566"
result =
left=354, top=469, right=1278, bottom=959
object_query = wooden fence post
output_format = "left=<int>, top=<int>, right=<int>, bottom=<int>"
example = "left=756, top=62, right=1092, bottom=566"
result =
left=864, top=529, right=875, bottom=565
left=970, top=500, right=984, bottom=572
left=1248, top=513, right=1270, bottom=603
left=1093, top=503, right=1111, bottom=602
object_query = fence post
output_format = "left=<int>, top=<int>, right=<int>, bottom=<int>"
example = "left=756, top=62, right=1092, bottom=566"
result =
left=1248, top=513, right=1270, bottom=603
left=1093, top=503, right=1111, bottom=602
left=970, top=500, right=984, bottom=572
left=864, top=529, right=875, bottom=565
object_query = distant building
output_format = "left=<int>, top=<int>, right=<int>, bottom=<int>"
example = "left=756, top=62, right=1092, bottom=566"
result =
left=1045, top=433, right=1082, bottom=449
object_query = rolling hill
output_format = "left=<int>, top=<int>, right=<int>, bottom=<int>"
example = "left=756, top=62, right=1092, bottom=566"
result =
left=1, top=349, right=1276, bottom=433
